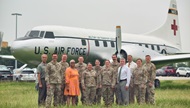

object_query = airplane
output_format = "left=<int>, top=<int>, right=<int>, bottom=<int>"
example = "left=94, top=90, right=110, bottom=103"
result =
left=1, top=0, right=190, bottom=69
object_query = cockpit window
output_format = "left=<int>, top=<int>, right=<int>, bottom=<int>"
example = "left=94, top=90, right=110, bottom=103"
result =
left=24, top=31, right=30, bottom=37
left=28, top=31, right=40, bottom=37
left=40, top=31, right=45, bottom=38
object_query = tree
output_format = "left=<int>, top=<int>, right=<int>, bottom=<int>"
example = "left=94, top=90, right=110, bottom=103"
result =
left=177, top=63, right=187, bottom=67
left=188, top=62, right=190, bottom=67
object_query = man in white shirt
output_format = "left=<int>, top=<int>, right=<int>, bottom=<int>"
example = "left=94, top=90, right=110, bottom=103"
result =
left=126, top=55, right=137, bottom=104
left=117, top=58, right=131, bottom=105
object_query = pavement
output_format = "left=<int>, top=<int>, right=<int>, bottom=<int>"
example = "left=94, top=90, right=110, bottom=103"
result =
left=156, top=76, right=190, bottom=80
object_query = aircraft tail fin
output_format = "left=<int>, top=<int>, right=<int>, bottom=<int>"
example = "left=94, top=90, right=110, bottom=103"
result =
left=146, top=0, right=181, bottom=50
left=0, top=32, right=3, bottom=51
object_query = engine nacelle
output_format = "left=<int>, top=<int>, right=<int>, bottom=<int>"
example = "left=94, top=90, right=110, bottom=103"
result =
left=114, top=49, right=128, bottom=62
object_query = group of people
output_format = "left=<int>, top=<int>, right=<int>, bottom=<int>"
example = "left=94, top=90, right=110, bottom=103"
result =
left=37, top=53, right=156, bottom=108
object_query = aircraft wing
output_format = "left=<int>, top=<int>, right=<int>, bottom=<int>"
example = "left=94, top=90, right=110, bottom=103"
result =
left=152, top=54, right=190, bottom=68
left=0, top=55, right=15, bottom=59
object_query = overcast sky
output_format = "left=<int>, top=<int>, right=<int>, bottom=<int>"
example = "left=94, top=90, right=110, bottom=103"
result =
left=0, top=0, right=190, bottom=52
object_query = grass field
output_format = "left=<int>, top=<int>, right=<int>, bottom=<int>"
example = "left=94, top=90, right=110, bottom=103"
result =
left=0, top=80, right=190, bottom=108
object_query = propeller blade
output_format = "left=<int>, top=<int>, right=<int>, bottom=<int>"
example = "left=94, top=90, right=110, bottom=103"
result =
left=116, top=26, right=122, bottom=58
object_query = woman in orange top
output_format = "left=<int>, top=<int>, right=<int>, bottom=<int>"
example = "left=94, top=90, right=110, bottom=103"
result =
left=64, top=59, right=80, bottom=106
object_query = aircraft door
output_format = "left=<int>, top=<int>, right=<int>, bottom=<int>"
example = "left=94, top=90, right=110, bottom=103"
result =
left=81, top=39, right=90, bottom=58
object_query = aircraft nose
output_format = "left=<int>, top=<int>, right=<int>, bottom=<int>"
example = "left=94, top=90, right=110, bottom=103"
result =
left=11, top=40, right=27, bottom=60
left=11, top=41, right=19, bottom=56
left=11, top=38, right=42, bottom=66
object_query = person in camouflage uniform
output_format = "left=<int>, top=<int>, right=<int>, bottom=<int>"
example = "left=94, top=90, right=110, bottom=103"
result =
left=58, top=54, right=69, bottom=105
left=133, top=58, right=148, bottom=104
left=110, top=54, right=120, bottom=104
left=100, top=60, right=116, bottom=107
left=75, top=56, right=87, bottom=104
left=93, top=59, right=102, bottom=105
left=81, top=62, right=98, bottom=105
left=45, top=53, right=62, bottom=108
left=143, top=55, right=156, bottom=105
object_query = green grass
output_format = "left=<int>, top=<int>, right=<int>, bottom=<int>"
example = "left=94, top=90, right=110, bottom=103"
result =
left=0, top=81, right=38, bottom=108
left=0, top=80, right=190, bottom=108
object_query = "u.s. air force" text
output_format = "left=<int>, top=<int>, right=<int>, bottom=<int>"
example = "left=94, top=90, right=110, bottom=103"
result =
left=34, top=46, right=87, bottom=55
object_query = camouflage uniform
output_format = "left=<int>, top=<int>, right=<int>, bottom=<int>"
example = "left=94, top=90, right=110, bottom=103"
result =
left=110, top=61, right=120, bottom=104
left=81, top=69, right=98, bottom=105
left=143, top=62, right=156, bottom=104
left=101, top=66, right=116, bottom=106
left=45, top=61, right=62, bottom=108
left=59, top=61, right=69, bottom=105
left=75, top=62, right=87, bottom=104
left=93, top=66, right=102, bottom=104
left=133, top=66, right=148, bottom=104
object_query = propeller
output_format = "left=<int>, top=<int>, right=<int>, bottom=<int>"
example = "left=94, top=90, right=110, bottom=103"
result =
left=116, top=26, right=122, bottom=58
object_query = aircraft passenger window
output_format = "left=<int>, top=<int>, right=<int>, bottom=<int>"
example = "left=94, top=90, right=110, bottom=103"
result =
left=40, top=31, right=45, bottom=38
left=151, top=45, right=155, bottom=50
left=110, top=41, right=115, bottom=47
left=157, top=45, right=160, bottom=51
left=28, top=31, right=40, bottom=37
left=44, top=32, right=55, bottom=38
left=103, top=41, right=107, bottom=47
left=139, top=44, right=142, bottom=46
left=81, top=39, right=86, bottom=46
left=145, top=44, right=149, bottom=48
left=95, top=40, right=99, bottom=46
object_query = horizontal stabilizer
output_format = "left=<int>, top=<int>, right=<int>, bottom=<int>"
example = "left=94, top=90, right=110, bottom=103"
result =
left=0, top=55, right=15, bottom=59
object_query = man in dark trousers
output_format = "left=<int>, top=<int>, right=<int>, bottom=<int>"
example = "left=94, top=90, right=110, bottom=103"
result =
left=37, top=54, right=48, bottom=106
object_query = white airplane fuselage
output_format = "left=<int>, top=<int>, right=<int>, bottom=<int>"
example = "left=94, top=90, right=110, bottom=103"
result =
left=11, top=26, right=180, bottom=67
left=10, top=0, right=185, bottom=67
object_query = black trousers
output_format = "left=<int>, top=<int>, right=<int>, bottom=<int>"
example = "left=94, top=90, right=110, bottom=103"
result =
left=38, top=78, right=47, bottom=105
